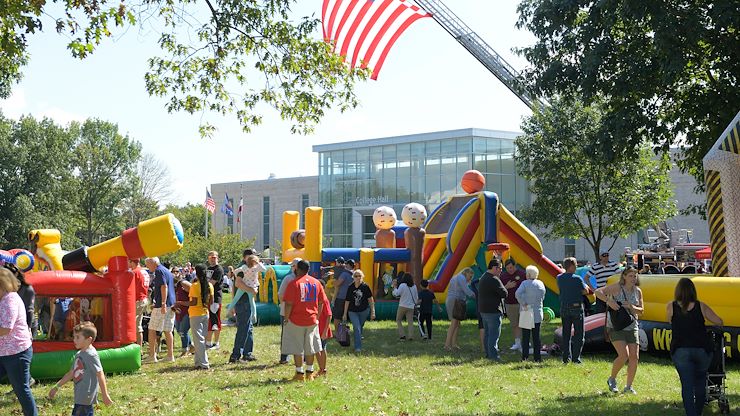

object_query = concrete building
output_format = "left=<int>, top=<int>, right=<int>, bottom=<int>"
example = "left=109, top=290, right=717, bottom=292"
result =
left=211, top=176, right=318, bottom=252
left=211, top=129, right=709, bottom=263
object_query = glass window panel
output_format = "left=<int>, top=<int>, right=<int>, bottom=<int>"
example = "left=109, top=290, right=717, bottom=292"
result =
left=425, top=155, right=440, bottom=175
left=501, top=175, right=516, bottom=201
left=369, top=147, right=382, bottom=180
left=485, top=174, right=502, bottom=196
left=457, top=137, right=472, bottom=154
left=486, top=153, right=501, bottom=173
left=441, top=174, right=457, bottom=201
left=487, top=138, right=501, bottom=154
left=426, top=176, right=440, bottom=204
left=331, top=151, right=343, bottom=176
left=501, top=152, right=516, bottom=175
left=457, top=155, right=471, bottom=177
left=397, top=143, right=410, bottom=159
left=343, top=149, right=357, bottom=179
left=426, top=140, right=440, bottom=155
left=343, top=181, right=356, bottom=205
left=382, top=145, right=396, bottom=161
left=441, top=156, right=456, bottom=176
left=441, top=139, right=456, bottom=156
left=473, top=154, right=487, bottom=173
left=356, top=148, right=369, bottom=179
left=473, top=138, right=487, bottom=153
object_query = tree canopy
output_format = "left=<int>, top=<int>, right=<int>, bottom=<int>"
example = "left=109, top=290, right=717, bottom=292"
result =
left=516, top=0, right=740, bottom=215
left=514, top=96, right=677, bottom=261
left=1, top=0, right=368, bottom=136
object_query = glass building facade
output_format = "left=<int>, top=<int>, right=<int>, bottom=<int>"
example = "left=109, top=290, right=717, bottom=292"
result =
left=314, top=128, right=530, bottom=248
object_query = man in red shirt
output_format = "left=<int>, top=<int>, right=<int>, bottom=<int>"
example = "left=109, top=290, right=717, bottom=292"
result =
left=129, top=258, right=150, bottom=348
left=282, top=260, right=329, bottom=381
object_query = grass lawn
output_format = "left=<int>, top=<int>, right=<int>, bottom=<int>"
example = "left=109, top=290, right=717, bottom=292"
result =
left=4, top=317, right=738, bottom=415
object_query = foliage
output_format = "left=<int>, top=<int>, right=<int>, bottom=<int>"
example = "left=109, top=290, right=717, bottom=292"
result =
left=73, top=119, right=142, bottom=245
left=13, top=319, right=740, bottom=415
left=516, top=0, right=740, bottom=215
left=1, top=0, right=369, bottom=136
left=0, top=113, right=80, bottom=248
left=121, top=153, right=173, bottom=229
left=160, top=231, right=254, bottom=268
left=514, top=96, right=677, bottom=261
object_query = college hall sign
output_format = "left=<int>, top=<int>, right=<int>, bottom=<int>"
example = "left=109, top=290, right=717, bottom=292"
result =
left=354, top=195, right=391, bottom=206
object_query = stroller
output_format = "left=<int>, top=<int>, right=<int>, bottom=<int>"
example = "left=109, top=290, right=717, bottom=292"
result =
left=706, top=329, right=730, bottom=414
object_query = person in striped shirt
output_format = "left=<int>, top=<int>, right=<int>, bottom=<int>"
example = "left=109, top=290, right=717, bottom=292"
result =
left=585, top=250, right=621, bottom=313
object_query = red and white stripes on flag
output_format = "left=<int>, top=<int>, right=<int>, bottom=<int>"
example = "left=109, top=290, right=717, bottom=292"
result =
left=322, top=0, right=430, bottom=80
left=204, top=189, right=216, bottom=214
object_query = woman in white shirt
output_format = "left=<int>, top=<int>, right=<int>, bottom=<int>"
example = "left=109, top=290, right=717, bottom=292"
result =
left=392, top=274, right=419, bottom=341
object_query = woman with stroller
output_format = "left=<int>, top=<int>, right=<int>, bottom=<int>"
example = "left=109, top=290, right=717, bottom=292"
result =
left=667, top=278, right=723, bottom=416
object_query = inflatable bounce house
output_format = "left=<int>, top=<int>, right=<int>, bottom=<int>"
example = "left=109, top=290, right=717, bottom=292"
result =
left=556, top=110, right=740, bottom=359
left=266, top=169, right=579, bottom=321
left=3, top=214, right=184, bottom=379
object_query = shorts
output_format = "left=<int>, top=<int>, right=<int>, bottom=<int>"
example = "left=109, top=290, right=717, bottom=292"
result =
left=607, top=326, right=639, bottom=344
left=445, top=299, right=456, bottom=321
left=281, top=322, right=322, bottom=356
left=149, top=307, right=175, bottom=332
left=332, top=298, right=345, bottom=320
left=135, top=298, right=149, bottom=333
left=505, top=304, right=520, bottom=329
left=209, top=303, right=222, bottom=331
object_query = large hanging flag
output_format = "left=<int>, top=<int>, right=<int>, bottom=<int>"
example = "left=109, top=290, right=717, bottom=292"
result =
left=222, top=194, right=234, bottom=217
left=204, top=188, right=216, bottom=214
left=322, top=0, right=430, bottom=80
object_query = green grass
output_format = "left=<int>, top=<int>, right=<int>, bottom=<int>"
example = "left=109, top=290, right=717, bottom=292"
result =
left=3, top=318, right=739, bottom=415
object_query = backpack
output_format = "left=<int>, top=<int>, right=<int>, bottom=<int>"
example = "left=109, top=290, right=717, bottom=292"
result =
left=335, top=321, right=351, bottom=347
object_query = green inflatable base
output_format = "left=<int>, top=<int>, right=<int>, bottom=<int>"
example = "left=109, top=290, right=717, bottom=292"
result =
left=30, top=343, right=141, bottom=380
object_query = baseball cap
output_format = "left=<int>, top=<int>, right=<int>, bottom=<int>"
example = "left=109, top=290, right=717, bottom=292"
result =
left=600, top=250, right=610, bottom=256
left=335, top=256, right=345, bottom=264
left=291, top=257, right=303, bottom=266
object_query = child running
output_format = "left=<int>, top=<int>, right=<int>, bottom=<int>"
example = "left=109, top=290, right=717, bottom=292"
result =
left=48, top=322, right=113, bottom=415
left=316, top=292, right=332, bottom=376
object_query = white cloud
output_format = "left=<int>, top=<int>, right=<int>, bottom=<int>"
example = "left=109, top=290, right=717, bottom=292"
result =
left=0, top=88, right=27, bottom=119
left=36, top=107, right=86, bottom=126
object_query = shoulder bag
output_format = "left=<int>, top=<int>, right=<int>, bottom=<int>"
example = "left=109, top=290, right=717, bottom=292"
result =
left=609, top=286, right=636, bottom=331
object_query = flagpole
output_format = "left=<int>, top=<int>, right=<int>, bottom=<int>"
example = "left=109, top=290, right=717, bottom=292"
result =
left=204, top=188, right=209, bottom=239
left=239, top=184, right=244, bottom=240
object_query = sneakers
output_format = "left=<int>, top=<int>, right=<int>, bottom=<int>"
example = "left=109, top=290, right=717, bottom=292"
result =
left=607, top=377, right=618, bottom=393
left=399, top=336, right=406, bottom=341
left=291, top=372, right=305, bottom=382
left=208, top=342, right=220, bottom=350
left=161, top=356, right=176, bottom=363
left=241, top=355, right=257, bottom=362
left=623, top=386, right=637, bottom=395
left=510, top=341, right=521, bottom=351
left=278, top=359, right=290, bottom=365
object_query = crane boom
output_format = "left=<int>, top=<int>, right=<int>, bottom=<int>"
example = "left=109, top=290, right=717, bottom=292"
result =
left=415, top=0, right=543, bottom=110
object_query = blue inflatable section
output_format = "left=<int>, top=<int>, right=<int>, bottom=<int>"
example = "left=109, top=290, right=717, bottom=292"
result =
left=482, top=191, right=498, bottom=244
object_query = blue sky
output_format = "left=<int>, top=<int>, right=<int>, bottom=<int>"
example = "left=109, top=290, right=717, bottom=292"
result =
left=0, top=1, right=534, bottom=206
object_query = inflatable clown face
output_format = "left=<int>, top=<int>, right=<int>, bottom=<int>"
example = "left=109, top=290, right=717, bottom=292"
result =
left=401, top=203, right=427, bottom=228
left=373, top=206, right=397, bottom=230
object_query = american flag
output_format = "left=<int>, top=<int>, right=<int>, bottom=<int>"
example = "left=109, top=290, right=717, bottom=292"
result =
left=237, top=197, right=243, bottom=224
left=204, top=188, right=216, bottom=214
left=322, top=0, right=430, bottom=79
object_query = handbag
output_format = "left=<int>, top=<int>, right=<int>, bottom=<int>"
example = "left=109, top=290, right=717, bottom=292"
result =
left=407, top=285, right=420, bottom=319
left=609, top=287, right=636, bottom=331
left=452, top=299, right=467, bottom=321
left=335, top=321, right=350, bottom=347
left=519, top=307, right=535, bottom=330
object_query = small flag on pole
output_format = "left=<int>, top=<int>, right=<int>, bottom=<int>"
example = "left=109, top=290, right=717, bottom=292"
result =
left=237, top=197, right=244, bottom=224
left=204, top=189, right=216, bottom=214
left=222, top=193, right=234, bottom=216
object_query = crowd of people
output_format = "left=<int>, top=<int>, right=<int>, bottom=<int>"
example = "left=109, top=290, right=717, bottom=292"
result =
left=0, top=248, right=727, bottom=415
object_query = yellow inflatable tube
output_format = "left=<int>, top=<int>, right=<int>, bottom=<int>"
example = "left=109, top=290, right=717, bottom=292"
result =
left=28, top=229, right=65, bottom=271
left=304, top=207, right=323, bottom=263
left=360, top=248, right=375, bottom=288
left=608, top=275, right=740, bottom=327
left=281, top=211, right=300, bottom=263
